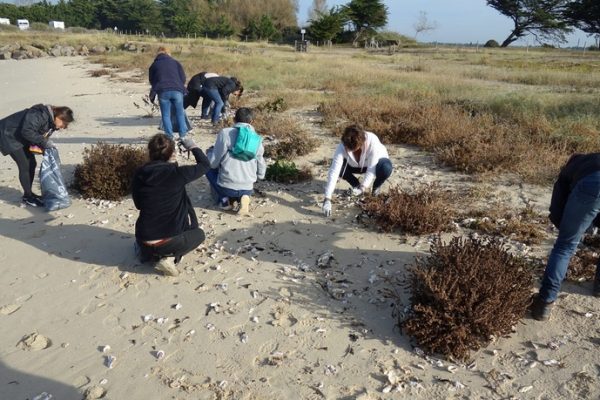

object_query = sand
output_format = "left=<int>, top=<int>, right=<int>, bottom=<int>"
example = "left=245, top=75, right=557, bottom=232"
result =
left=0, top=57, right=598, bottom=400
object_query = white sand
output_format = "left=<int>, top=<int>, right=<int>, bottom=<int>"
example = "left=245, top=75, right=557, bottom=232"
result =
left=0, top=57, right=598, bottom=400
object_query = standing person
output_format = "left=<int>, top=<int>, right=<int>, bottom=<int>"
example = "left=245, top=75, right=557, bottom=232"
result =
left=199, top=76, right=243, bottom=125
left=206, top=108, right=265, bottom=215
left=149, top=46, right=188, bottom=140
left=0, top=104, right=74, bottom=207
left=184, top=71, right=219, bottom=109
left=322, top=124, right=393, bottom=217
left=132, top=134, right=210, bottom=276
left=531, top=153, right=600, bottom=320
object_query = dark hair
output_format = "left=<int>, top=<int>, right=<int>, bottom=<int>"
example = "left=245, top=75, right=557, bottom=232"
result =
left=230, top=77, right=244, bottom=96
left=52, top=106, right=74, bottom=127
left=235, top=107, right=253, bottom=123
left=341, top=124, right=366, bottom=151
left=148, top=133, right=175, bottom=162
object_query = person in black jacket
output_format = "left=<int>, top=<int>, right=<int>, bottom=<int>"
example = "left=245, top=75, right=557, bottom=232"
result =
left=149, top=46, right=188, bottom=140
left=199, top=76, right=243, bottom=125
left=183, top=71, right=219, bottom=109
left=531, top=153, right=600, bottom=321
left=0, top=104, right=74, bottom=207
left=132, top=133, right=210, bottom=276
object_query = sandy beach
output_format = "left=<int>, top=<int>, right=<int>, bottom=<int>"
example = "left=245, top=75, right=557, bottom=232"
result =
left=0, top=57, right=598, bottom=400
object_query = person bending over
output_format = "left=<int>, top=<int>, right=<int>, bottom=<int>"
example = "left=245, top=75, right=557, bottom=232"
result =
left=206, top=107, right=265, bottom=215
left=322, top=124, right=393, bottom=217
left=184, top=71, right=219, bottom=109
left=132, top=134, right=210, bottom=276
left=199, top=76, right=243, bottom=125
left=0, top=104, right=73, bottom=207
left=531, top=152, right=600, bottom=320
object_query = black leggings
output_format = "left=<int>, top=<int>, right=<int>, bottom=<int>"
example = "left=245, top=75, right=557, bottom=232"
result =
left=137, top=228, right=206, bottom=263
left=9, top=147, right=37, bottom=197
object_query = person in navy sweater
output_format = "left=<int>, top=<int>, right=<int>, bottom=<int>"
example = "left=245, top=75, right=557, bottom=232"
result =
left=149, top=46, right=188, bottom=140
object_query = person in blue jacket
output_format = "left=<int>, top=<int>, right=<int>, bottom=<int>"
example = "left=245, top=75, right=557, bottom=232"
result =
left=0, top=104, right=73, bottom=207
left=149, top=46, right=188, bottom=140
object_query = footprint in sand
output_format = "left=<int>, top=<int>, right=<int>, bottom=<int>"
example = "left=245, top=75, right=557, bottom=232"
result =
left=17, top=332, right=52, bottom=351
left=0, top=304, right=21, bottom=315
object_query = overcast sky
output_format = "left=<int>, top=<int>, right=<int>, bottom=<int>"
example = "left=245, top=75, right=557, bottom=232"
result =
left=297, top=0, right=591, bottom=47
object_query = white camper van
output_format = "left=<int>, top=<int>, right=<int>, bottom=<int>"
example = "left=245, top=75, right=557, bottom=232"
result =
left=17, top=19, right=29, bottom=30
left=0, top=18, right=10, bottom=26
left=49, top=21, right=65, bottom=29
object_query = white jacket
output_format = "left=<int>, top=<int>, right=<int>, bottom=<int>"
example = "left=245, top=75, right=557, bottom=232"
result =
left=324, top=131, right=389, bottom=199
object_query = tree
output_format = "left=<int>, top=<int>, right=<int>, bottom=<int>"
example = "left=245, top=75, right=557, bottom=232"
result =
left=308, top=0, right=327, bottom=21
left=343, top=0, right=388, bottom=44
left=565, top=0, right=600, bottom=39
left=308, top=6, right=345, bottom=44
left=486, top=0, right=572, bottom=47
left=413, top=11, right=438, bottom=39
left=242, top=15, right=279, bottom=41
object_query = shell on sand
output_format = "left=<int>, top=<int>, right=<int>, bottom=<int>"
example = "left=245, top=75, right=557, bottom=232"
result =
left=17, top=332, right=52, bottom=351
left=84, top=385, right=106, bottom=400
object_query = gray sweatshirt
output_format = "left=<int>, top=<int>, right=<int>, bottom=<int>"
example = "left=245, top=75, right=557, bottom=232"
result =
left=208, top=123, right=266, bottom=191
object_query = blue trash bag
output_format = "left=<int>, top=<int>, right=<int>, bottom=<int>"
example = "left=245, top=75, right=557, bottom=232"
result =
left=40, top=147, right=71, bottom=211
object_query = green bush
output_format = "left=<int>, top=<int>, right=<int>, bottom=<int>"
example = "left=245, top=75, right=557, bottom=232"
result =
left=265, top=160, right=312, bottom=183
left=484, top=39, right=499, bottom=48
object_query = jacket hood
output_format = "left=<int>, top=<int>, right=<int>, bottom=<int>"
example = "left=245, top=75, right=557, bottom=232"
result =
left=136, top=161, right=176, bottom=186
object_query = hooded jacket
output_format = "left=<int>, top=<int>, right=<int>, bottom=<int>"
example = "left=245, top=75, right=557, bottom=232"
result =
left=132, top=148, right=210, bottom=241
left=0, top=104, right=54, bottom=156
left=184, top=72, right=219, bottom=109
left=202, top=76, right=238, bottom=103
left=207, top=123, right=266, bottom=191
left=324, top=131, right=389, bottom=199
left=148, top=53, right=186, bottom=100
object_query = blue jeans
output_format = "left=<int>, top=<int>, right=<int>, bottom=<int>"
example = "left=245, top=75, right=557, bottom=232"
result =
left=200, top=88, right=224, bottom=124
left=340, top=158, right=393, bottom=191
left=206, top=169, right=253, bottom=202
left=158, top=90, right=187, bottom=138
left=539, top=171, right=600, bottom=302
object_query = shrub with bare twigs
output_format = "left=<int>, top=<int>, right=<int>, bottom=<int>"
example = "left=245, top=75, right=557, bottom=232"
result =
left=252, top=112, right=319, bottom=160
left=73, top=143, right=147, bottom=200
left=360, top=185, right=454, bottom=234
left=399, top=236, right=533, bottom=361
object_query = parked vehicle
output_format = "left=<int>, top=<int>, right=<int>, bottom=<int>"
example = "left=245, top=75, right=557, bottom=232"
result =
left=49, top=21, right=65, bottom=29
left=0, top=18, right=10, bottom=25
left=16, top=19, right=29, bottom=30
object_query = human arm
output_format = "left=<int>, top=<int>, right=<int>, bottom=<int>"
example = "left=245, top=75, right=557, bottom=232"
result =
left=219, top=79, right=236, bottom=103
left=324, top=144, right=346, bottom=200
left=177, top=147, right=211, bottom=184
left=19, top=108, right=51, bottom=148
left=256, top=144, right=266, bottom=180
left=207, top=130, right=229, bottom=169
left=177, top=61, right=186, bottom=92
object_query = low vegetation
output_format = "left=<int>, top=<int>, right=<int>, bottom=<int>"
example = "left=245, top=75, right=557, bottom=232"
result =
left=399, top=236, right=532, bottom=360
left=73, top=143, right=147, bottom=201
left=264, top=160, right=312, bottom=184
left=253, top=112, right=319, bottom=160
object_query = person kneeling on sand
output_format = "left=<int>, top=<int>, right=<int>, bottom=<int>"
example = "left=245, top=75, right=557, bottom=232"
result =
left=132, top=134, right=210, bottom=276
left=531, top=152, right=600, bottom=320
left=206, top=107, right=265, bottom=215
left=322, top=124, right=393, bottom=217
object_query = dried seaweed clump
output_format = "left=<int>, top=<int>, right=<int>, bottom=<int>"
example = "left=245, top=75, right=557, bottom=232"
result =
left=566, top=234, right=599, bottom=282
left=360, top=185, right=454, bottom=234
left=253, top=113, right=319, bottom=160
left=464, top=206, right=548, bottom=245
left=265, top=160, right=312, bottom=184
left=401, top=236, right=533, bottom=361
left=73, top=142, right=147, bottom=200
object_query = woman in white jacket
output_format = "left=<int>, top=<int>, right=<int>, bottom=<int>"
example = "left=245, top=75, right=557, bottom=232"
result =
left=322, top=124, right=393, bottom=217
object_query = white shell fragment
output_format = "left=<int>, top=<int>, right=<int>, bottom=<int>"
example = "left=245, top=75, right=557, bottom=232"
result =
left=155, top=350, right=165, bottom=360
left=206, top=323, right=216, bottom=331
left=543, top=359, right=559, bottom=366
left=142, top=314, right=153, bottom=323
left=447, top=365, right=458, bottom=373
left=240, top=332, right=249, bottom=343
left=519, top=386, right=533, bottom=393
left=101, top=345, right=111, bottom=353
left=32, top=393, right=53, bottom=400
left=172, top=303, right=182, bottom=310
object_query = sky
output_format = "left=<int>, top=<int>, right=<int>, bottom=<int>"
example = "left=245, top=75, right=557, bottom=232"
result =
left=297, top=0, right=591, bottom=47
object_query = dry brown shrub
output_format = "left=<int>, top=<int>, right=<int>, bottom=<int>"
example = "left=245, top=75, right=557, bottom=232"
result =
left=360, top=185, right=454, bottom=235
left=566, top=234, right=600, bottom=282
left=400, top=236, right=533, bottom=361
left=465, top=207, right=548, bottom=245
left=252, top=112, right=319, bottom=160
left=90, top=69, right=111, bottom=77
left=73, top=143, right=147, bottom=200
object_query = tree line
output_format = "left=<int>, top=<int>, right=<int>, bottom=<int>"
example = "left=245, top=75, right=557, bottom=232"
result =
left=0, top=0, right=598, bottom=47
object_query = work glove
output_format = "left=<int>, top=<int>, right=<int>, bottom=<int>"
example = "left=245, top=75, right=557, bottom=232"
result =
left=322, top=199, right=332, bottom=217
left=179, top=136, right=197, bottom=150
left=351, top=187, right=364, bottom=196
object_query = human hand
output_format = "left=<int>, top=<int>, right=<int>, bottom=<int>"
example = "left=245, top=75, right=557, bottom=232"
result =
left=180, top=136, right=197, bottom=150
left=351, top=187, right=363, bottom=196
left=322, top=199, right=332, bottom=217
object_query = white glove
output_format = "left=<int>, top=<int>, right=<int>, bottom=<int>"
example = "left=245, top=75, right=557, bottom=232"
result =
left=351, top=187, right=364, bottom=196
left=179, top=136, right=197, bottom=150
left=322, top=199, right=332, bottom=217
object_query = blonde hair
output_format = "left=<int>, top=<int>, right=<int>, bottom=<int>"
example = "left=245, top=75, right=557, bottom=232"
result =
left=157, top=46, right=170, bottom=55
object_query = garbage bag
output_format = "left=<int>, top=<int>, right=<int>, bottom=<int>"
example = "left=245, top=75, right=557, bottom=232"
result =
left=40, top=147, right=71, bottom=211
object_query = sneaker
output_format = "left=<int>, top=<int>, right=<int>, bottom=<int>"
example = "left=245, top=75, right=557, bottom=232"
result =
left=219, top=197, right=232, bottom=211
left=154, top=258, right=179, bottom=277
left=530, top=294, right=554, bottom=321
left=238, top=195, right=250, bottom=215
left=593, top=277, right=600, bottom=298
left=22, top=195, right=44, bottom=207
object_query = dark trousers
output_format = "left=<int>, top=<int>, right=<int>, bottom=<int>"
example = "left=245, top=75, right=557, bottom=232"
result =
left=340, top=158, right=393, bottom=191
left=9, top=147, right=37, bottom=197
left=137, top=227, right=205, bottom=263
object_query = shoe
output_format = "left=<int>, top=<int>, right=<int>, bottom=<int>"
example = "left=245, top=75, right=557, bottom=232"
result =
left=593, top=277, right=600, bottom=298
left=154, top=258, right=179, bottom=277
left=219, top=198, right=232, bottom=211
left=22, top=195, right=44, bottom=207
left=530, top=294, right=554, bottom=321
left=238, top=195, right=250, bottom=215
